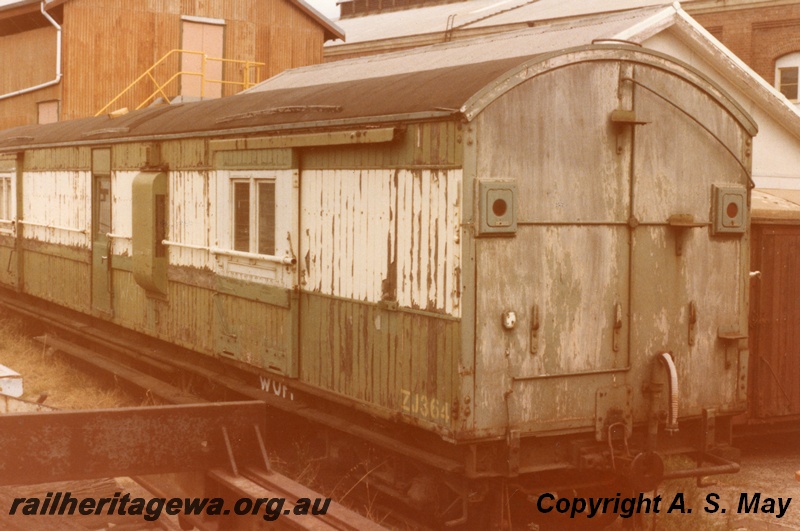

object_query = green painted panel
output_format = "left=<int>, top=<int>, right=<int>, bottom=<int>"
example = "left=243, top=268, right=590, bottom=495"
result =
left=132, top=172, right=168, bottom=296
left=161, top=139, right=208, bottom=169
left=112, top=254, right=133, bottom=272
left=214, top=292, right=289, bottom=373
left=113, top=143, right=161, bottom=170
left=301, top=121, right=463, bottom=170
left=214, top=148, right=295, bottom=170
left=111, top=266, right=289, bottom=371
left=0, top=244, right=16, bottom=288
left=164, top=281, right=215, bottom=354
left=24, top=147, right=91, bottom=171
left=91, top=172, right=113, bottom=316
left=299, top=292, right=460, bottom=430
left=21, top=239, right=90, bottom=264
left=216, top=275, right=290, bottom=308
left=22, top=250, right=90, bottom=313
left=111, top=269, right=149, bottom=332
left=92, top=148, right=111, bottom=175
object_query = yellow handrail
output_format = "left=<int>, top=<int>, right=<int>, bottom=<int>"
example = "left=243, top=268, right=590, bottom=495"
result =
left=96, top=49, right=264, bottom=116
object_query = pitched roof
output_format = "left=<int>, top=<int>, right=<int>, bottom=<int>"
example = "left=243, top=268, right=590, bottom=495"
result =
left=0, top=0, right=344, bottom=41
left=330, top=0, right=671, bottom=45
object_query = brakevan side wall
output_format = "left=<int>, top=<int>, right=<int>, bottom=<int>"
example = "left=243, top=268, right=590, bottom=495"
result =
left=297, top=122, right=463, bottom=431
left=5, top=121, right=466, bottom=435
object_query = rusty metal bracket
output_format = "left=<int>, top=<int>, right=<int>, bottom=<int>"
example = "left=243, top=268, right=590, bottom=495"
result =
left=718, top=325, right=747, bottom=369
left=529, top=304, right=540, bottom=355
left=595, top=386, right=633, bottom=442
left=0, top=401, right=268, bottom=486
left=221, top=426, right=239, bottom=476
left=701, top=408, right=716, bottom=452
left=254, top=424, right=273, bottom=473
left=668, top=214, right=706, bottom=256
left=507, top=429, right=520, bottom=477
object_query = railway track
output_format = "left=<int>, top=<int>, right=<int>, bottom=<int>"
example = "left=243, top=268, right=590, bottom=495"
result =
left=0, top=297, right=390, bottom=531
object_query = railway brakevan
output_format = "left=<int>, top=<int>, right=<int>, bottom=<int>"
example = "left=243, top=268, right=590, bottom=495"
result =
left=0, top=21, right=754, bottom=527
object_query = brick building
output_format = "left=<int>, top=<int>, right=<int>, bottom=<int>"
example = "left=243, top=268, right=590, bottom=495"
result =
left=689, top=0, right=800, bottom=102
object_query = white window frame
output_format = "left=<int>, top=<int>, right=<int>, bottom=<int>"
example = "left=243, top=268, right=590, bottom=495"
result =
left=216, top=169, right=298, bottom=288
left=231, top=177, right=277, bottom=256
left=775, top=52, right=800, bottom=103
left=0, top=171, right=15, bottom=234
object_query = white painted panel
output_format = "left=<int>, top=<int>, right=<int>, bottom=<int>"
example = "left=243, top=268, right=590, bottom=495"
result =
left=170, top=170, right=212, bottom=269
left=301, top=168, right=462, bottom=317
left=22, top=171, right=90, bottom=248
left=111, top=170, right=136, bottom=257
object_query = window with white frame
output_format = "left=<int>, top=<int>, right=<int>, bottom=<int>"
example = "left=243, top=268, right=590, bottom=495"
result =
left=0, top=173, right=12, bottom=221
left=776, top=52, right=800, bottom=102
left=232, top=177, right=276, bottom=256
left=217, top=168, right=297, bottom=288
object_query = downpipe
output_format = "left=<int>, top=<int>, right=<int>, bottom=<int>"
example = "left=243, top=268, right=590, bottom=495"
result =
left=0, top=1, right=63, bottom=102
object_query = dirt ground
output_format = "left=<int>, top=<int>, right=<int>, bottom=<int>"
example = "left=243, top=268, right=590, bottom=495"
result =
left=3, top=315, right=800, bottom=530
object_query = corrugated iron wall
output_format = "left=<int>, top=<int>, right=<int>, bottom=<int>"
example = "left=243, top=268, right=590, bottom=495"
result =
left=0, top=25, right=61, bottom=129
left=749, top=223, right=800, bottom=420
left=61, top=0, right=326, bottom=121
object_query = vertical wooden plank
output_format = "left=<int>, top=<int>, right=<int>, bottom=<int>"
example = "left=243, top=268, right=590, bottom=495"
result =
left=400, top=169, right=412, bottom=308
left=365, top=303, right=375, bottom=403
left=322, top=170, right=331, bottom=294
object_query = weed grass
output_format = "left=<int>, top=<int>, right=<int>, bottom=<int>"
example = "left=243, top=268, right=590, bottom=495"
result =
left=0, top=316, right=139, bottom=409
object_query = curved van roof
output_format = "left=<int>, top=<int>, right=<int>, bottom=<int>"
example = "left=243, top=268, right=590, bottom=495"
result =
left=0, top=6, right=756, bottom=151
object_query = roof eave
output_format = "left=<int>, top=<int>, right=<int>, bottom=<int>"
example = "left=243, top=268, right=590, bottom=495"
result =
left=0, top=0, right=65, bottom=21
left=665, top=5, right=800, bottom=140
left=289, top=0, right=346, bottom=41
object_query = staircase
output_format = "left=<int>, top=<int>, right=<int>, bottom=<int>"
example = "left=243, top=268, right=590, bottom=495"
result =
left=96, top=49, right=264, bottom=116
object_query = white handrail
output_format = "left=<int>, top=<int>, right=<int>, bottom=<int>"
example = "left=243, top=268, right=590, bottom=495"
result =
left=18, top=220, right=87, bottom=234
left=162, top=240, right=206, bottom=251
left=161, top=240, right=296, bottom=265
